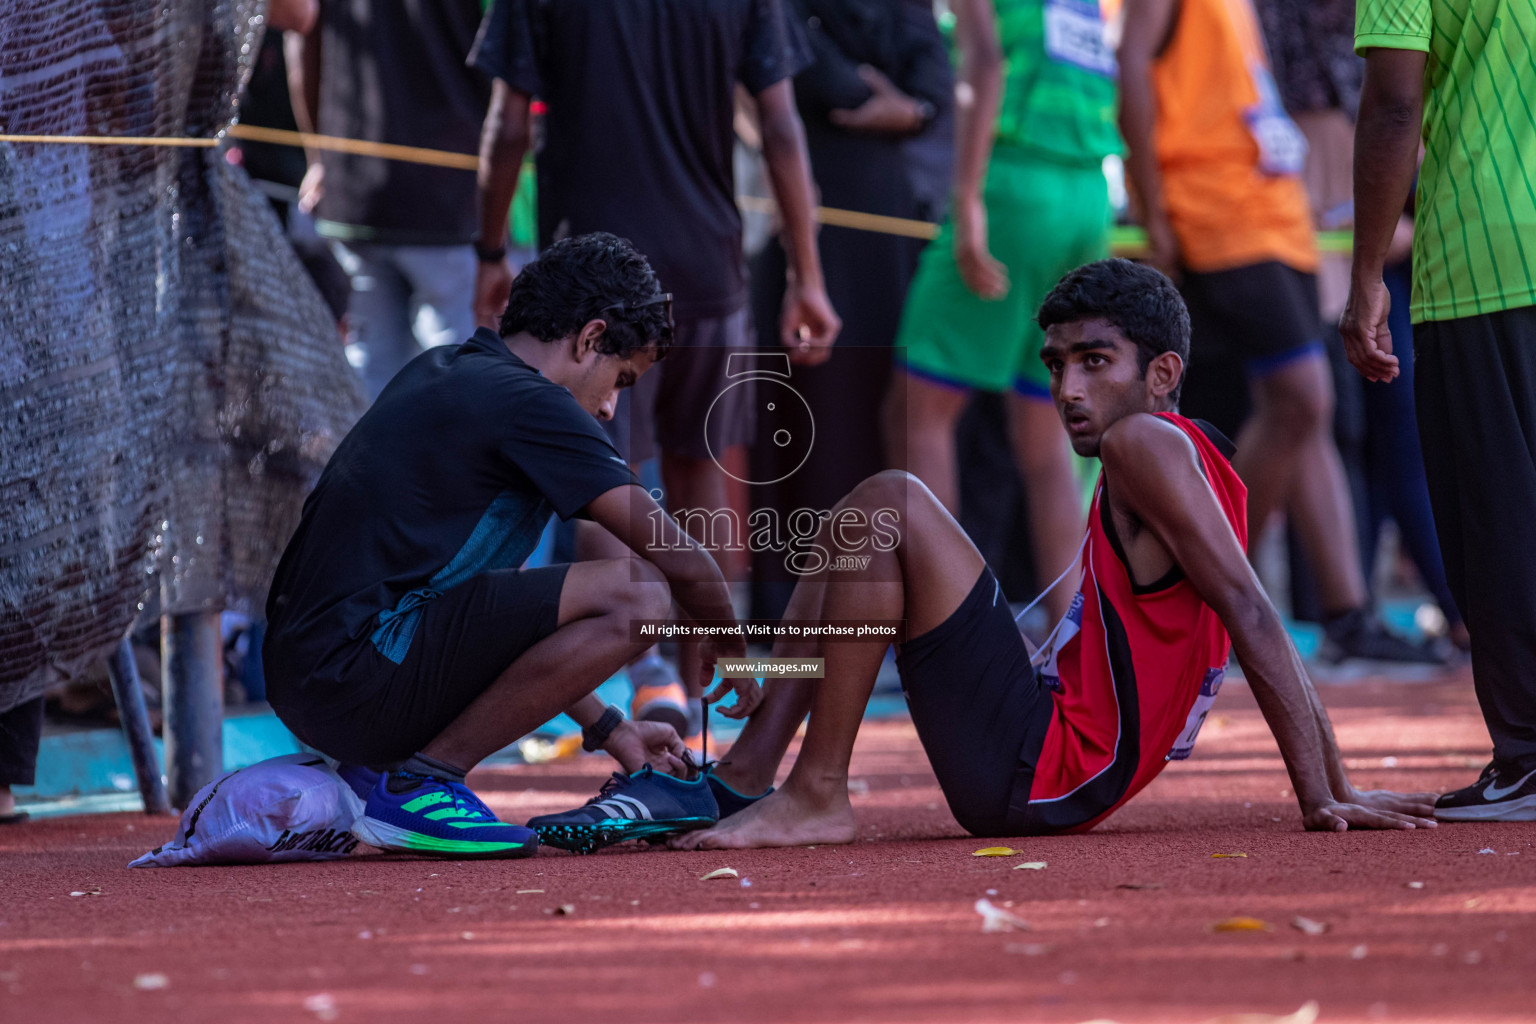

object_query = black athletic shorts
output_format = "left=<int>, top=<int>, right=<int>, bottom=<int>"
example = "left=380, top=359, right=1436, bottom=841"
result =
left=272, top=564, right=570, bottom=768
left=1180, top=261, right=1323, bottom=372
left=897, top=568, right=1055, bottom=837
left=603, top=307, right=757, bottom=463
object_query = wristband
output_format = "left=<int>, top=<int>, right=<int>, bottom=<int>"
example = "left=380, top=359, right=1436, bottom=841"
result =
left=474, top=239, right=508, bottom=263
left=581, top=704, right=625, bottom=752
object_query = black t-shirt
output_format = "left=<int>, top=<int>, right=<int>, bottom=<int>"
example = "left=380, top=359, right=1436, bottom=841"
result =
left=471, top=0, right=810, bottom=320
left=314, top=0, right=491, bottom=245
left=264, top=329, right=636, bottom=708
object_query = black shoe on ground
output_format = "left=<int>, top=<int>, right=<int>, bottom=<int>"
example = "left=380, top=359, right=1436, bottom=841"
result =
left=1318, top=608, right=1452, bottom=666
left=1435, top=760, right=1536, bottom=821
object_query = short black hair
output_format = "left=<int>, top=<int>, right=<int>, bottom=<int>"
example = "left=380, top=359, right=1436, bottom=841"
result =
left=1036, top=258, right=1191, bottom=402
left=499, top=232, right=673, bottom=359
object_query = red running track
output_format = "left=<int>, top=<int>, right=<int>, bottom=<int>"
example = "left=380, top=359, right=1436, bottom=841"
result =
left=3, top=670, right=1534, bottom=1024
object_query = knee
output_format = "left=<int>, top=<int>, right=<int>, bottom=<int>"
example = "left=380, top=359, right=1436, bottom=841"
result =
left=847, top=469, right=922, bottom=510
left=610, top=557, right=673, bottom=626
left=1256, top=371, right=1334, bottom=439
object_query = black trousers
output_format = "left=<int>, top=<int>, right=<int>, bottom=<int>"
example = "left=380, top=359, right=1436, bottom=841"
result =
left=1415, top=305, right=1536, bottom=769
left=0, top=696, right=45, bottom=787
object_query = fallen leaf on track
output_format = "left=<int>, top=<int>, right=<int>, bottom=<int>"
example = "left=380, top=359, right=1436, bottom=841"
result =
left=1202, top=1001, right=1320, bottom=1024
left=1290, top=916, right=1328, bottom=936
left=1406, top=881, right=1425, bottom=889
left=975, top=897, right=1031, bottom=932
left=699, top=867, right=739, bottom=881
left=515, top=889, right=544, bottom=894
left=1210, top=853, right=1248, bottom=859
left=549, top=905, right=576, bottom=916
left=1209, top=916, right=1271, bottom=933
left=973, top=847, right=1018, bottom=857
left=1014, top=862, right=1047, bottom=870
left=133, top=973, right=169, bottom=991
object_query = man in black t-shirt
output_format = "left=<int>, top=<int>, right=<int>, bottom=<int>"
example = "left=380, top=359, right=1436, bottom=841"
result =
left=287, top=0, right=491, bottom=399
left=264, top=234, right=755, bottom=859
left=468, top=1, right=841, bottom=669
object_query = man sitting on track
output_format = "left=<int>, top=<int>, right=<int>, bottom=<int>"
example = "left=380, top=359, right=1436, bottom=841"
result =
left=263, top=232, right=756, bottom=859
left=678, top=259, right=1439, bottom=849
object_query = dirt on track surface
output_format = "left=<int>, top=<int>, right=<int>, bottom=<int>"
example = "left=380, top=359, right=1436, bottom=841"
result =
left=5, top=670, right=1535, bottom=1024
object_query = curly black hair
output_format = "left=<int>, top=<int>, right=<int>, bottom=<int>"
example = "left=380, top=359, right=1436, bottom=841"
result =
left=1036, top=258, right=1191, bottom=402
left=499, top=232, right=673, bottom=359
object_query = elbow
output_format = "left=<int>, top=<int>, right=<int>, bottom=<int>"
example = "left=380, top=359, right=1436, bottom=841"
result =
left=1221, top=589, right=1283, bottom=656
left=758, top=106, right=803, bottom=158
left=482, top=107, right=530, bottom=169
left=1378, top=95, right=1421, bottom=131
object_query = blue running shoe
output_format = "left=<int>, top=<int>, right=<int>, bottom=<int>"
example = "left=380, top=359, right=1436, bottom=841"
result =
left=528, top=765, right=718, bottom=854
left=705, top=770, right=773, bottom=820
left=352, top=771, right=539, bottom=858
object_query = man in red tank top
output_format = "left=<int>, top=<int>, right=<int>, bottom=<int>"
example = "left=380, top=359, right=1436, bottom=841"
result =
left=682, top=259, right=1438, bottom=848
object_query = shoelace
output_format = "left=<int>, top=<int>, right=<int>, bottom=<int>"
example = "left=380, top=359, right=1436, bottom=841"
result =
left=445, top=781, right=506, bottom=822
left=584, top=772, right=635, bottom=807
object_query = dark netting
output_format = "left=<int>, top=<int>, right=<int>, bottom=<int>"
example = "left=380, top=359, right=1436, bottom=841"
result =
left=0, top=1, right=366, bottom=713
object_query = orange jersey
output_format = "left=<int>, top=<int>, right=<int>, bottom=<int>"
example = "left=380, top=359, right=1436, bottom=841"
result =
left=1151, top=0, right=1317, bottom=273
left=1024, top=415, right=1247, bottom=832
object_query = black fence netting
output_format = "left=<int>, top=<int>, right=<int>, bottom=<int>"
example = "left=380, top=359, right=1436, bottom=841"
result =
left=0, top=1, right=365, bottom=713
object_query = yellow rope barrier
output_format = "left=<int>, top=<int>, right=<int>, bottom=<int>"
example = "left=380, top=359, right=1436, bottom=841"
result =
left=0, top=128, right=1354, bottom=253
left=0, top=134, right=216, bottom=148
left=223, top=124, right=480, bottom=170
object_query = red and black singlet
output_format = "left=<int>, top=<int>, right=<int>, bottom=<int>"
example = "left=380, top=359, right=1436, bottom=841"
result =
left=1023, top=413, right=1248, bottom=833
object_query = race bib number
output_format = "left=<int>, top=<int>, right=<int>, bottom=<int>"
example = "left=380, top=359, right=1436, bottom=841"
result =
left=1033, top=589, right=1085, bottom=693
left=1244, top=63, right=1308, bottom=176
left=1166, top=666, right=1225, bottom=761
left=1044, top=0, right=1116, bottom=77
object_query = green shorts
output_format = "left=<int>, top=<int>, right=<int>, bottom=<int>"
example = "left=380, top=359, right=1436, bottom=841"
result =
left=897, top=148, right=1111, bottom=396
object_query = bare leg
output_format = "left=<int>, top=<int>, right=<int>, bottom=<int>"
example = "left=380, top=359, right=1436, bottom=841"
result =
left=1234, top=354, right=1367, bottom=611
left=709, top=571, right=830, bottom=794
left=1006, top=392, right=1084, bottom=624
left=885, top=368, right=971, bottom=515
left=420, top=558, right=670, bottom=770
left=678, top=471, right=987, bottom=849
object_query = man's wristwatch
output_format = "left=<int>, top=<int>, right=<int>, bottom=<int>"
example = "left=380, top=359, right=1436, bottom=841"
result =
left=581, top=704, right=626, bottom=752
left=473, top=238, right=508, bottom=263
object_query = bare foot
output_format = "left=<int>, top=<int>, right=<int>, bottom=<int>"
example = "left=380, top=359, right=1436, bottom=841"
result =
left=673, top=786, right=857, bottom=850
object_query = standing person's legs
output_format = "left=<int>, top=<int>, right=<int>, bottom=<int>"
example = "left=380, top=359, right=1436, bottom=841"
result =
left=890, top=146, right=1050, bottom=514
left=1002, top=163, right=1107, bottom=623
left=1182, top=263, right=1368, bottom=612
left=0, top=696, right=45, bottom=821
left=1362, top=263, right=1464, bottom=635
left=333, top=241, right=420, bottom=400
left=394, top=244, right=479, bottom=350
left=886, top=368, right=971, bottom=513
left=652, top=308, right=755, bottom=587
left=1416, top=309, right=1536, bottom=780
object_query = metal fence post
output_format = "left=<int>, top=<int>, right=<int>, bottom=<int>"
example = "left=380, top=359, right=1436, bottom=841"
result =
left=104, top=637, right=172, bottom=814
left=160, top=609, right=224, bottom=809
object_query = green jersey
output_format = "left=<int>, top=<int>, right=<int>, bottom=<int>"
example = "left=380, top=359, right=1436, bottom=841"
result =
left=993, top=0, right=1122, bottom=166
left=1356, top=0, right=1536, bottom=322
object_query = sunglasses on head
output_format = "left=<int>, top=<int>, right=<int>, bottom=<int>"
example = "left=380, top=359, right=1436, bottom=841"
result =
left=600, top=292, right=674, bottom=345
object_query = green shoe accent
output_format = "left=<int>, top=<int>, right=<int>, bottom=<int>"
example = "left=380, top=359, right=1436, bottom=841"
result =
left=402, top=792, right=452, bottom=813
left=352, top=817, right=539, bottom=859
